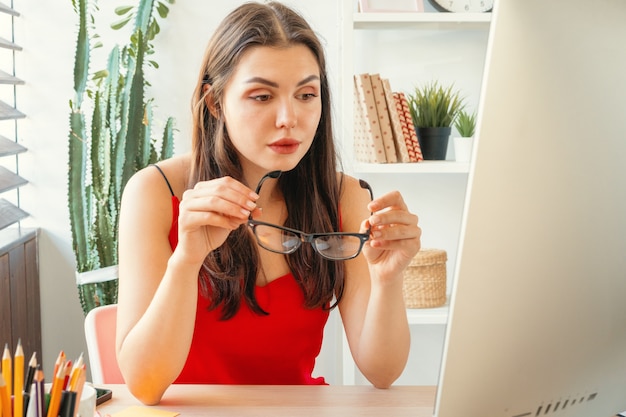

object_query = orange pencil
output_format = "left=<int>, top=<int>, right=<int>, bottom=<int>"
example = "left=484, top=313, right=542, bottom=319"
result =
left=0, top=373, right=11, bottom=417
left=67, top=354, right=83, bottom=392
left=46, top=363, right=65, bottom=417
left=1, top=344, right=10, bottom=397
left=52, top=351, right=65, bottom=383
left=14, top=340, right=25, bottom=417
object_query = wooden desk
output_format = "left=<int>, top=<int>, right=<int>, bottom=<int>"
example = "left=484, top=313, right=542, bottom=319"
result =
left=96, top=384, right=437, bottom=417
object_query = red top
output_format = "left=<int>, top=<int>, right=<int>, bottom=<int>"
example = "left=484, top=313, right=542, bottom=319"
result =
left=167, top=195, right=329, bottom=384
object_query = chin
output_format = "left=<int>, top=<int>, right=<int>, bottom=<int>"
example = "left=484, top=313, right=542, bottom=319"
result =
left=265, top=158, right=302, bottom=174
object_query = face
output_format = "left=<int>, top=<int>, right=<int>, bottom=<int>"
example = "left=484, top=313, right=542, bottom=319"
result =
left=220, top=44, right=322, bottom=179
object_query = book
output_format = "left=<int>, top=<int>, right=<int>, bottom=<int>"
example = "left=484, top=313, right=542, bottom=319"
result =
left=369, top=73, right=398, bottom=163
left=394, top=92, right=423, bottom=162
left=353, top=79, right=374, bottom=163
left=353, top=73, right=387, bottom=163
left=381, top=77, right=410, bottom=163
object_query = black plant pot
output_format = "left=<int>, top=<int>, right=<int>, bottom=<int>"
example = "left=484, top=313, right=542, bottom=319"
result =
left=416, top=126, right=451, bottom=160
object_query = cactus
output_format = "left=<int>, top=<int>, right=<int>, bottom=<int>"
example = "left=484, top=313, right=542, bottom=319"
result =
left=68, top=0, right=175, bottom=315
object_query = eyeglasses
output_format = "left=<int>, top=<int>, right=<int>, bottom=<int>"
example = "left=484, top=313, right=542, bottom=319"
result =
left=247, top=171, right=373, bottom=260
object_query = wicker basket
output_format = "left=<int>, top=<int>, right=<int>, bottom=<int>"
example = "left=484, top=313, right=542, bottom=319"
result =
left=402, top=249, right=447, bottom=308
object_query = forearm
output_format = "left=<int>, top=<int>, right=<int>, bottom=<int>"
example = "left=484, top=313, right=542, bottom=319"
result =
left=353, top=277, right=410, bottom=388
left=117, top=252, right=201, bottom=405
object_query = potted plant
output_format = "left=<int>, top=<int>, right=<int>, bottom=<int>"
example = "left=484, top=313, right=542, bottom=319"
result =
left=407, top=81, right=464, bottom=160
left=453, top=109, right=476, bottom=162
left=68, top=0, right=175, bottom=315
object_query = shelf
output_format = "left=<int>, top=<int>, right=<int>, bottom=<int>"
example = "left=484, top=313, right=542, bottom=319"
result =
left=0, top=69, right=24, bottom=85
left=354, top=160, right=469, bottom=174
left=0, top=135, right=26, bottom=157
left=0, top=100, right=25, bottom=120
left=407, top=299, right=449, bottom=325
left=354, top=12, right=491, bottom=29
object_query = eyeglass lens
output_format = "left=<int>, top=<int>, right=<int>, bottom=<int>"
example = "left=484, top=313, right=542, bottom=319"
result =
left=253, top=224, right=365, bottom=260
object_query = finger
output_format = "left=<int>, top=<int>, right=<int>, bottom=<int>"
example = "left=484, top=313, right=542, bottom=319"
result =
left=180, top=209, right=247, bottom=231
left=369, top=209, right=418, bottom=230
left=194, top=176, right=259, bottom=200
left=368, top=235, right=421, bottom=254
left=182, top=184, right=258, bottom=221
left=367, top=190, right=407, bottom=212
left=370, top=221, right=421, bottom=242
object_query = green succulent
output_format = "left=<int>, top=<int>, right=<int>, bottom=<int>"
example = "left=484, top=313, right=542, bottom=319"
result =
left=454, top=110, right=477, bottom=137
left=68, top=0, right=176, bottom=314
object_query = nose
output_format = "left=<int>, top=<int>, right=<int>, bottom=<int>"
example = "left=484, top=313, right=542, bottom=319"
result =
left=276, top=98, right=297, bottom=129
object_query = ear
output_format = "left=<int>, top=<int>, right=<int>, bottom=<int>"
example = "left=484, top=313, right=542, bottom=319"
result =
left=203, top=84, right=220, bottom=118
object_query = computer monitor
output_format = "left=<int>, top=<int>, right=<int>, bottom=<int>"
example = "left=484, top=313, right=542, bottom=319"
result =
left=434, top=1, right=626, bottom=416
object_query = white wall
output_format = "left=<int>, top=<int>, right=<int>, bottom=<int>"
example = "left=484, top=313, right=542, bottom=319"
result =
left=13, top=0, right=487, bottom=385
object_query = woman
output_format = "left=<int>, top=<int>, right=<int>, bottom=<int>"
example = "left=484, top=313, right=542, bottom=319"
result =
left=116, top=1, right=421, bottom=405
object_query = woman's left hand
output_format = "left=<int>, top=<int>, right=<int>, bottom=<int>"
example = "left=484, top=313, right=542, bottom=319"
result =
left=361, top=190, right=422, bottom=281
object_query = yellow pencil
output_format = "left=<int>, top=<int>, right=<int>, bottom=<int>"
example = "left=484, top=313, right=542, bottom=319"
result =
left=14, top=340, right=25, bottom=417
left=0, top=373, right=11, bottom=417
left=70, top=364, right=86, bottom=417
left=1, top=344, right=10, bottom=398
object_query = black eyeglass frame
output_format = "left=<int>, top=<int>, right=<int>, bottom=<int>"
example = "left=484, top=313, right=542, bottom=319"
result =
left=247, top=171, right=374, bottom=261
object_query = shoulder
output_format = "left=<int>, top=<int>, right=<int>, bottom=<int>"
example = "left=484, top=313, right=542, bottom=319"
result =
left=120, top=154, right=191, bottom=231
left=124, top=153, right=191, bottom=200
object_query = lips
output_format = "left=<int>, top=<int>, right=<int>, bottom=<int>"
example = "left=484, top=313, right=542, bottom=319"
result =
left=268, top=138, right=301, bottom=154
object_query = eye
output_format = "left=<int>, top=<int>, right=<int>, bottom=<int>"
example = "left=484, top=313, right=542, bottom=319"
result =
left=251, top=94, right=271, bottom=102
left=297, top=93, right=318, bottom=101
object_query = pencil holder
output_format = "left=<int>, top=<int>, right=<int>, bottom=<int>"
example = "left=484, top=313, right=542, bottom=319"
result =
left=402, top=249, right=447, bottom=308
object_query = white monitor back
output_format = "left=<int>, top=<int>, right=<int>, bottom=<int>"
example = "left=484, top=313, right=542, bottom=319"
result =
left=435, top=1, right=626, bottom=416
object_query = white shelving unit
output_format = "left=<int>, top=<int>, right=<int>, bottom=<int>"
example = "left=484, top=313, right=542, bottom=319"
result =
left=353, top=11, right=491, bottom=26
left=338, top=1, right=491, bottom=386
left=354, top=161, right=469, bottom=174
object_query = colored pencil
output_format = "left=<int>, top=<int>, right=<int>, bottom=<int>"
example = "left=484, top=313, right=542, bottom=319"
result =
left=24, top=382, right=36, bottom=417
left=22, top=352, right=37, bottom=417
left=34, top=368, right=44, bottom=417
left=61, top=360, right=72, bottom=391
left=67, top=354, right=83, bottom=393
left=23, top=352, right=37, bottom=391
left=59, top=391, right=76, bottom=417
left=46, top=363, right=65, bottom=417
left=51, top=351, right=65, bottom=385
left=70, top=364, right=86, bottom=417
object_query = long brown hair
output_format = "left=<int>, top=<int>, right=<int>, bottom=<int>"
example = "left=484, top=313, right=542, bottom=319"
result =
left=189, top=1, right=344, bottom=319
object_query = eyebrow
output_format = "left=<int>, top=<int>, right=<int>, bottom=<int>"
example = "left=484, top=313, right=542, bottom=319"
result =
left=245, top=74, right=320, bottom=88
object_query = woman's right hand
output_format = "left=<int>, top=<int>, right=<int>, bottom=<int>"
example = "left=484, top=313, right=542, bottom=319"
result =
left=176, top=176, right=259, bottom=265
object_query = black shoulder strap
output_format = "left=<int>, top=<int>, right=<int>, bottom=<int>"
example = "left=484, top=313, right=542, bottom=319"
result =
left=151, top=164, right=175, bottom=197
